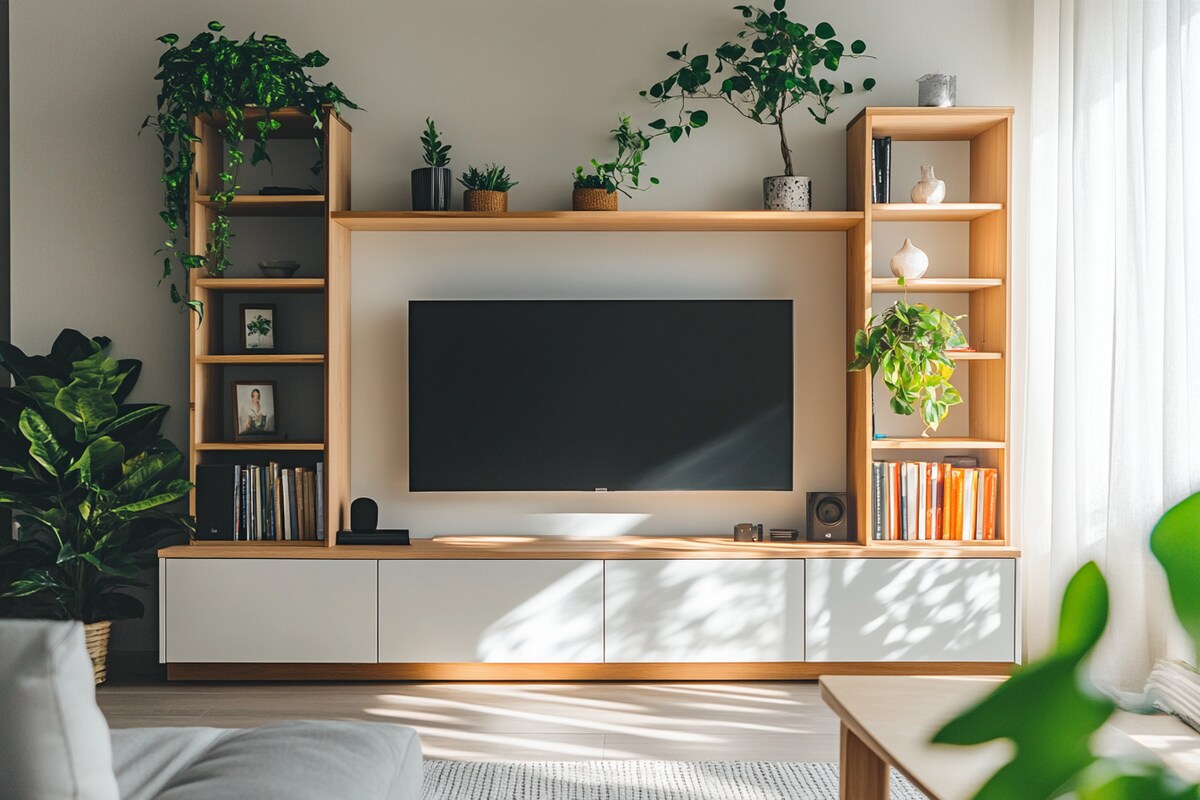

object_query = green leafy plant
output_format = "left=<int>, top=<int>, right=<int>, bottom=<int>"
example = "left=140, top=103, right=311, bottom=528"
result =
left=458, top=164, right=518, bottom=192
left=145, top=21, right=358, bottom=319
left=421, top=118, right=452, bottom=167
left=246, top=314, right=273, bottom=339
left=574, top=115, right=662, bottom=196
left=933, top=491, right=1200, bottom=799
left=642, top=0, right=875, bottom=176
left=848, top=299, right=965, bottom=435
left=0, top=330, right=193, bottom=622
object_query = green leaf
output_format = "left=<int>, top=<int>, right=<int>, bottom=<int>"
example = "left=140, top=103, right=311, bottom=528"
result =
left=863, top=77, right=877, bottom=91
left=689, top=109, right=709, bottom=127
left=54, top=382, right=118, bottom=439
left=110, top=479, right=192, bottom=514
left=1150, top=492, right=1200, bottom=652
left=67, top=436, right=125, bottom=488
left=115, top=449, right=183, bottom=495
left=850, top=39, right=867, bottom=55
left=207, top=20, right=224, bottom=31
left=157, top=33, right=179, bottom=46
left=18, top=408, right=68, bottom=476
left=814, top=21, right=836, bottom=38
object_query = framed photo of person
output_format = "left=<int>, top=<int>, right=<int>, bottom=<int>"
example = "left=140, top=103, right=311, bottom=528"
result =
left=241, top=304, right=277, bottom=352
left=232, top=381, right=279, bottom=440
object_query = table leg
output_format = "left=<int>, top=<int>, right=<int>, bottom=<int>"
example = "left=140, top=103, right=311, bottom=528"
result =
left=840, top=721, right=889, bottom=800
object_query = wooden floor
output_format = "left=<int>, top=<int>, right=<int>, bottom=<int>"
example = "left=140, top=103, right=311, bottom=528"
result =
left=98, top=681, right=841, bottom=761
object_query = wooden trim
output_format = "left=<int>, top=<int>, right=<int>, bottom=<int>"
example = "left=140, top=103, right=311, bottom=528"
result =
left=167, top=660, right=1016, bottom=682
left=870, top=203, right=1002, bottom=222
left=158, top=536, right=1020, bottom=560
left=193, top=278, right=325, bottom=292
left=846, top=106, right=1014, bottom=141
left=198, top=196, right=325, bottom=217
left=870, top=438, right=1005, bottom=450
left=871, top=277, right=1002, bottom=293
left=330, top=210, right=864, bottom=232
left=197, top=354, right=324, bottom=365
left=194, top=441, right=324, bottom=451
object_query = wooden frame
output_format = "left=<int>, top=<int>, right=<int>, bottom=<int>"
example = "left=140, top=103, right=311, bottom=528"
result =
left=239, top=303, right=278, bottom=353
left=231, top=380, right=279, bottom=441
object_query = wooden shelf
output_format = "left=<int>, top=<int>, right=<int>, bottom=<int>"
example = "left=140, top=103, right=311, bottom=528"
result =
left=194, top=442, right=325, bottom=452
left=331, top=210, right=864, bottom=232
left=871, top=203, right=1003, bottom=222
left=199, top=196, right=326, bottom=217
left=196, top=106, right=349, bottom=139
left=871, top=438, right=1006, bottom=451
left=871, top=278, right=1002, bottom=293
left=196, top=354, right=325, bottom=365
left=193, top=278, right=325, bottom=292
left=869, top=538, right=1009, bottom=547
left=947, top=351, right=1002, bottom=361
left=848, top=107, right=1014, bottom=141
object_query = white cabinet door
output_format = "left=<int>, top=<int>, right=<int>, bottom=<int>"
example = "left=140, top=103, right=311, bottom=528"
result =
left=163, top=559, right=378, bottom=663
left=604, top=559, right=805, bottom=662
left=378, top=560, right=604, bottom=662
left=805, top=558, right=1017, bottom=662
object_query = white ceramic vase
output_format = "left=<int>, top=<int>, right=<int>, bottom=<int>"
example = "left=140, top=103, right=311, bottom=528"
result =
left=890, top=238, right=929, bottom=280
left=910, top=165, right=946, bottom=204
left=763, top=176, right=812, bottom=211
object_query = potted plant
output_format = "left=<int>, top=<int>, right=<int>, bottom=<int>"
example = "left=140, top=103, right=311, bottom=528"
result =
left=459, top=164, right=518, bottom=212
left=643, top=0, right=875, bottom=210
left=0, top=330, right=194, bottom=683
left=145, top=21, right=358, bottom=319
left=572, top=116, right=664, bottom=211
left=412, top=118, right=453, bottom=211
left=848, top=299, right=966, bottom=435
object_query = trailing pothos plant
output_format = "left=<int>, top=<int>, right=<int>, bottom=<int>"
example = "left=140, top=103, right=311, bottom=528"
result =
left=933, top=491, right=1200, bottom=799
left=145, top=21, right=358, bottom=319
left=848, top=299, right=965, bottom=435
left=0, top=330, right=193, bottom=623
left=574, top=115, right=671, bottom=196
left=642, top=0, right=875, bottom=176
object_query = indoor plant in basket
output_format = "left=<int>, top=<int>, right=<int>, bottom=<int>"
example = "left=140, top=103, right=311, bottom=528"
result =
left=848, top=299, right=966, bottom=435
left=642, top=0, right=875, bottom=210
left=572, top=115, right=662, bottom=211
left=0, top=330, right=194, bottom=683
left=412, top=118, right=453, bottom=211
left=459, top=164, right=518, bottom=212
left=146, top=20, right=358, bottom=320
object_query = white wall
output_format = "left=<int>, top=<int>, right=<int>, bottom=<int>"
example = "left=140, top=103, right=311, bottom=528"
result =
left=10, top=0, right=1033, bottom=650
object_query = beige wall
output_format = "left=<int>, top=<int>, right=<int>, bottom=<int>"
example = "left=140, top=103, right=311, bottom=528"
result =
left=10, top=0, right=1033, bottom=651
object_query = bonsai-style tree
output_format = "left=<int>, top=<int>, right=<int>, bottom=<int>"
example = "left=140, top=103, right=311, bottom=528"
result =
left=643, top=0, right=875, bottom=176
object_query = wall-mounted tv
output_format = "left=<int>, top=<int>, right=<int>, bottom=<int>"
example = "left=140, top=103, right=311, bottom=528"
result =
left=408, top=300, right=793, bottom=491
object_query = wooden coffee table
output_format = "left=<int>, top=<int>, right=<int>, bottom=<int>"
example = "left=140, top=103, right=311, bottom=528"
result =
left=820, top=674, right=1200, bottom=800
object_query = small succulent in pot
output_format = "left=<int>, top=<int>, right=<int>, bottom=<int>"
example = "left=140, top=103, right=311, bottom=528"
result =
left=412, top=117, right=453, bottom=211
left=572, top=116, right=661, bottom=211
left=459, top=164, right=518, bottom=212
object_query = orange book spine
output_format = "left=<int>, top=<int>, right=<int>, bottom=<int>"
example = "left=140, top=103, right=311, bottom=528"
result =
left=949, top=468, right=964, bottom=540
left=982, top=468, right=999, bottom=540
left=940, top=464, right=951, bottom=540
left=889, top=462, right=901, bottom=540
left=924, top=462, right=935, bottom=540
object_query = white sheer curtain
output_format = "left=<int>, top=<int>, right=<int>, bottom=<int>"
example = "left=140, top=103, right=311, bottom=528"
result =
left=1022, top=0, right=1200, bottom=690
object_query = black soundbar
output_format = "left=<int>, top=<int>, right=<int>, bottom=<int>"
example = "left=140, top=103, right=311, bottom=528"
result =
left=337, top=529, right=410, bottom=546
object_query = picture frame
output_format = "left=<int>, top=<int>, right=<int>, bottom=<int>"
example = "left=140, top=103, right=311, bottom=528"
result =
left=232, top=380, right=279, bottom=441
left=241, top=304, right=278, bottom=353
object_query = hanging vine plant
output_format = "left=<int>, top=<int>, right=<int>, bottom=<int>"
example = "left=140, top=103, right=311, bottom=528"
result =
left=144, top=21, right=358, bottom=319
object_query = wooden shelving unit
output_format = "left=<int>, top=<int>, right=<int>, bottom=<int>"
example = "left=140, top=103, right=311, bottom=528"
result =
left=187, top=106, right=352, bottom=545
left=846, top=107, right=1013, bottom=546
left=331, top=209, right=863, bottom=232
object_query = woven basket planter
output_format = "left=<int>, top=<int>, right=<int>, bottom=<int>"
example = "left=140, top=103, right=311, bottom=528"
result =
left=572, top=188, right=618, bottom=211
left=463, top=190, right=508, bottom=213
left=84, top=620, right=111, bottom=685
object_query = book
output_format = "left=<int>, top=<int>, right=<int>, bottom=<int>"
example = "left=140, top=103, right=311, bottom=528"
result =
left=916, top=461, right=927, bottom=540
left=962, top=469, right=978, bottom=541
left=904, top=462, right=919, bottom=540
left=889, top=462, right=901, bottom=540
left=316, top=462, right=326, bottom=542
left=981, top=468, right=999, bottom=540
left=872, top=462, right=884, bottom=540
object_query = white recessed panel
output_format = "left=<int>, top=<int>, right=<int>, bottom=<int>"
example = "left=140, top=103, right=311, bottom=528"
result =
left=604, top=559, right=805, bottom=662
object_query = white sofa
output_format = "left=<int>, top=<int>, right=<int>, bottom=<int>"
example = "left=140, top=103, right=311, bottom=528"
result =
left=0, top=619, right=423, bottom=800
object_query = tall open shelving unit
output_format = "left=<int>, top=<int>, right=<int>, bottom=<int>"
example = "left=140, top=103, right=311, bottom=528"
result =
left=845, top=107, right=1014, bottom=546
left=187, top=107, right=352, bottom=544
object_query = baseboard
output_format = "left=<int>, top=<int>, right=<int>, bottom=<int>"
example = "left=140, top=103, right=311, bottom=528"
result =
left=107, top=650, right=166, bottom=681
left=166, top=661, right=1016, bottom=682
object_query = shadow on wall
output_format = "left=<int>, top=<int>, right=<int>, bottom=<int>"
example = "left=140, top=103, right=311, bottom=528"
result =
left=475, top=563, right=604, bottom=662
left=806, top=558, right=1014, bottom=662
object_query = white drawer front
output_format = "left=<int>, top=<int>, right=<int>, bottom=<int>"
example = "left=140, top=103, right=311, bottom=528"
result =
left=164, top=559, right=378, bottom=663
left=378, top=560, right=604, bottom=662
left=604, top=559, right=805, bottom=662
left=805, top=558, right=1017, bottom=662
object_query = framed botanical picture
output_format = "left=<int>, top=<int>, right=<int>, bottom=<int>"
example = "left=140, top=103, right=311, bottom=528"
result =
left=232, top=380, right=279, bottom=440
left=241, top=304, right=277, bottom=352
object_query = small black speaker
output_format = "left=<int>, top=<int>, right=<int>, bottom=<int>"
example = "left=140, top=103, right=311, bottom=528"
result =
left=350, top=497, right=378, bottom=532
left=807, top=492, right=850, bottom=541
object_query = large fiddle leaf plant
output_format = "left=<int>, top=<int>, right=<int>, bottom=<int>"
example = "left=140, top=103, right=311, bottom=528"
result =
left=642, top=0, right=875, bottom=176
left=933, top=491, right=1200, bottom=799
left=145, top=21, right=358, bottom=319
left=0, top=330, right=193, bottom=622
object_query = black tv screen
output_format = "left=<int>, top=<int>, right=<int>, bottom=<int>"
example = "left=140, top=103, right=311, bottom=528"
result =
left=408, top=300, right=793, bottom=491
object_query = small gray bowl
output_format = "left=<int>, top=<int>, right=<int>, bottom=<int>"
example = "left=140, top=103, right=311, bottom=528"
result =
left=258, top=260, right=301, bottom=279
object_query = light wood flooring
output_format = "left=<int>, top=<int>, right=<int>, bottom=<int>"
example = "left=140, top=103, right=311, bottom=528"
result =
left=98, top=681, right=841, bottom=761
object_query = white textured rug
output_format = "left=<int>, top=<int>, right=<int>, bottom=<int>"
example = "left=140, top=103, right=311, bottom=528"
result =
left=422, top=760, right=926, bottom=799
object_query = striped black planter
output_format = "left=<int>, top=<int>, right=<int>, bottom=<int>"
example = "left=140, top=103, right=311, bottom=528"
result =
left=412, top=167, right=453, bottom=211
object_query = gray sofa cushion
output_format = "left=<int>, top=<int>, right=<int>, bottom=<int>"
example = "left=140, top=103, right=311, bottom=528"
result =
left=0, top=620, right=120, bottom=800
left=112, top=721, right=423, bottom=800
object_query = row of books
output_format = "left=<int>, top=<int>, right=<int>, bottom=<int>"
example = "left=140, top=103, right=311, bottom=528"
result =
left=871, top=136, right=892, bottom=203
left=871, top=460, right=999, bottom=541
left=195, top=462, right=324, bottom=541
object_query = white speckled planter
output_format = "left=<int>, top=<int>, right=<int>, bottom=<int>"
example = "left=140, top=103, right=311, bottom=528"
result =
left=763, top=176, right=812, bottom=211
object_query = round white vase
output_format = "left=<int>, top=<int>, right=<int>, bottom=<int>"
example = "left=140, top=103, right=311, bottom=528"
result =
left=763, top=176, right=812, bottom=211
left=910, top=165, right=946, bottom=204
left=890, top=238, right=929, bottom=280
